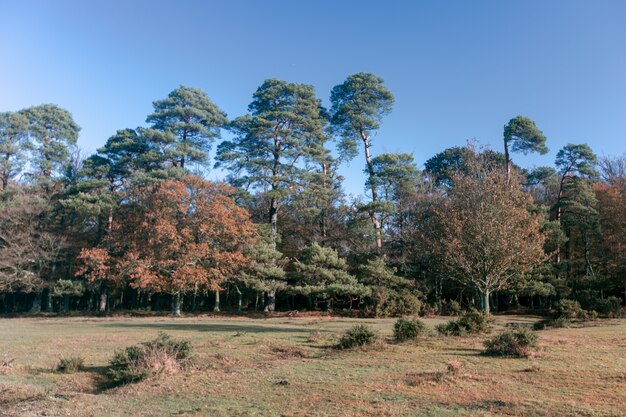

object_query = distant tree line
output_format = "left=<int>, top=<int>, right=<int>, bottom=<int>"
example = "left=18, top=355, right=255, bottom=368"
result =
left=1, top=74, right=624, bottom=316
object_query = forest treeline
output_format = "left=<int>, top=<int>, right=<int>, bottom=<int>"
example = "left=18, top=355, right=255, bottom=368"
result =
left=1, top=73, right=624, bottom=316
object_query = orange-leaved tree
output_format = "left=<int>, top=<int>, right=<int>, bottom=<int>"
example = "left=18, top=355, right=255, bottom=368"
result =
left=77, top=176, right=257, bottom=315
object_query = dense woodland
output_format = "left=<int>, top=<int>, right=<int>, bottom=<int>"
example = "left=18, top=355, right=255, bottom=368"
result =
left=0, top=73, right=624, bottom=316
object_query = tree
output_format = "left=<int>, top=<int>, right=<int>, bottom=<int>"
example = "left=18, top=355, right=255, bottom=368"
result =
left=240, top=227, right=288, bottom=312
left=0, top=187, right=65, bottom=311
left=503, top=116, right=548, bottom=181
left=560, top=178, right=599, bottom=279
left=358, top=257, right=420, bottom=317
left=330, top=72, right=394, bottom=255
left=146, top=86, right=228, bottom=170
left=0, top=111, right=29, bottom=190
left=593, top=179, right=626, bottom=301
left=424, top=145, right=511, bottom=188
left=21, top=104, right=80, bottom=179
left=554, top=144, right=598, bottom=264
left=368, top=153, right=420, bottom=256
left=77, top=176, right=257, bottom=315
left=434, top=158, right=546, bottom=313
left=292, top=243, right=367, bottom=310
left=215, top=79, right=328, bottom=310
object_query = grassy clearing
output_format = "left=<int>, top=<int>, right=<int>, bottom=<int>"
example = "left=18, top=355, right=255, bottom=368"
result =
left=0, top=314, right=624, bottom=416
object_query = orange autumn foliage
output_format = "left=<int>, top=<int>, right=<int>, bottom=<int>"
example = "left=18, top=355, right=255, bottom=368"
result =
left=77, top=176, right=257, bottom=296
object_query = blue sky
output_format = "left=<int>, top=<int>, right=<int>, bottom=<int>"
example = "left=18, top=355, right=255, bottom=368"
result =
left=1, top=0, right=625, bottom=196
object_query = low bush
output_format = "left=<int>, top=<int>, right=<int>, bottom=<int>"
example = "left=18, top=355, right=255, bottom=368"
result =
left=533, top=316, right=571, bottom=330
left=440, top=300, right=463, bottom=316
left=555, top=299, right=585, bottom=319
left=336, top=324, right=378, bottom=349
left=393, top=318, right=427, bottom=342
left=107, top=332, right=192, bottom=385
left=436, top=310, right=493, bottom=336
left=483, top=328, right=538, bottom=357
left=56, top=356, right=85, bottom=373
left=594, top=296, right=622, bottom=316
left=370, top=289, right=422, bottom=317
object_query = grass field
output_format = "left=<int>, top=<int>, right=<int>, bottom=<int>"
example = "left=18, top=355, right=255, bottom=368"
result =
left=0, top=314, right=625, bottom=417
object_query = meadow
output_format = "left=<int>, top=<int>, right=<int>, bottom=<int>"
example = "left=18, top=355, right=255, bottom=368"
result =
left=1, top=314, right=624, bottom=417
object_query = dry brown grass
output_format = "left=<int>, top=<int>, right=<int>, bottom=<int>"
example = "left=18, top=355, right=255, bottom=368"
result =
left=0, top=315, right=624, bottom=416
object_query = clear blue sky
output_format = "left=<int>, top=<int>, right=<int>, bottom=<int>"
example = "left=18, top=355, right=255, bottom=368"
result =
left=1, top=0, right=625, bottom=195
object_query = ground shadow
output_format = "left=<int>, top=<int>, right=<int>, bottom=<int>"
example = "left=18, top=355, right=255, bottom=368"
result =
left=99, top=322, right=311, bottom=334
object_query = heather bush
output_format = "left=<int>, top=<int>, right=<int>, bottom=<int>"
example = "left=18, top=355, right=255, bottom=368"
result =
left=483, top=328, right=538, bottom=357
left=107, top=333, right=192, bottom=385
left=436, top=310, right=493, bottom=336
left=336, top=324, right=378, bottom=349
left=393, top=318, right=427, bottom=342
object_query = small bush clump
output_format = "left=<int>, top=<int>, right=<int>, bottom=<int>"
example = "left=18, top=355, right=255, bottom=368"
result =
left=393, top=317, right=427, bottom=342
left=107, top=332, right=192, bottom=385
left=555, top=299, right=585, bottom=319
left=56, top=356, right=85, bottom=373
left=483, top=328, right=538, bottom=357
left=336, top=324, right=378, bottom=349
left=436, top=310, right=493, bottom=336
left=440, top=300, right=463, bottom=316
left=533, top=316, right=571, bottom=330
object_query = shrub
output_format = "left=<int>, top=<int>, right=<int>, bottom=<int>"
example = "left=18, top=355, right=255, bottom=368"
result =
left=393, top=318, right=427, bottom=342
left=483, top=328, right=538, bottom=357
left=440, top=300, right=463, bottom=316
left=370, top=289, right=422, bottom=317
left=555, top=299, right=584, bottom=319
left=533, top=316, right=571, bottom=330
left=595, top=297, right=622, bottom=316
left=436, top=310, right=493, bottom=336
left=56, top=356, right=85, bottom=373
left=107, top=333, right=192, bottom=385
left=336, top=324, right=378, bottom=349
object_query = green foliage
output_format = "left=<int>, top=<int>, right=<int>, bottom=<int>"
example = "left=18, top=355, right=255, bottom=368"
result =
left=393, top=318, right=427, bottom=342
left=359, top=258, right=422, bottom=317
left=483, top=328, right=538, bottom=357
left=107, top=333, right=192, bottom=385
left=336, top=324, right=378, bottom=349
left=555, top=143, right=598, bottom=179
left=21, top=104, right=80, bottom=178
left=555, top=299, right=585, bottom=319
left=216, top=79, right=328, bottom=199
left=436, top=310, right=493, bottom=336
left=439, top=300, right=463, bottom=316
left=56, top=355, right=85, bottom=373
left=292, top=243, right=369, bottom=301
left=51, top=280, right=85, bottom=297
left=330, top=72, right=394, bottom=159
left=241, top=226, right=288, bottom=293
left=503, top=116, right=548, bottom=155
left=424, top=146, right=509, bottom=188
left=146, top=86, right=228, bottom=169
left=0, top=111, right=29, bottom=189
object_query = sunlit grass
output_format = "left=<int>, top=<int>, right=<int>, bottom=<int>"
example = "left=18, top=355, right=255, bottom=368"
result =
left=1, top=315, right=624, bottom=416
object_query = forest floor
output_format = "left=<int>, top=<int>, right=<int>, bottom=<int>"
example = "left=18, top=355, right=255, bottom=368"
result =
left=0, top=314, right=624, bottom=416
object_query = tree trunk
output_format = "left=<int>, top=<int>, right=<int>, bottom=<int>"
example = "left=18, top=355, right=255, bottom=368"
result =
left=30, top=292, right=42, bottom=313
left=214, top=290, right=220, bottom=312
left=236, top=286, right=243, bottom=312
left=172, top=292, right=181, bottom=316
left=482, top=289, right=490, bottom=314
left=583, top=233, right=593, bottom=277
left=45, top=290, right=53, bottom=311
left=504, top=138, right=511, bottom=183
left=265, top=290, right=276, bottom=312
left=63, top=295, right=70, bottom=312
left=361, top=132, right=383, bottom=256
left=99, top=282, right=108, bottom=313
